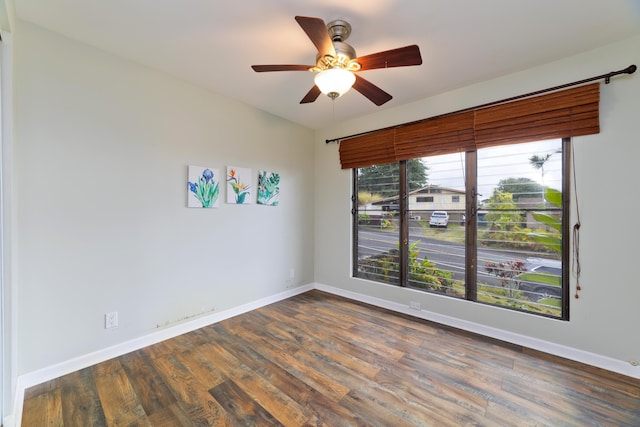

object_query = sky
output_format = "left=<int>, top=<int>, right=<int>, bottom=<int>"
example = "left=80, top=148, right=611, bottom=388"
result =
left=423, top=139, right=563, bottom=198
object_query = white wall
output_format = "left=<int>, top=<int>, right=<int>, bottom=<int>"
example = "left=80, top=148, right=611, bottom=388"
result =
left=1, top=29, right=14, bottom=426
left=314, top=35, right=640, bottom=374
left=13, top=21, right=315, bottom=375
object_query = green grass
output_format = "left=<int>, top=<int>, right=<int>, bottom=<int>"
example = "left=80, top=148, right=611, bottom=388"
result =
left=538, top=297, right=561, bottom=307
left=417, top=222, right=466, bottom=243
left=517, top=272, right=561, bottom=287
left=476, top=283, right=561, bottom=317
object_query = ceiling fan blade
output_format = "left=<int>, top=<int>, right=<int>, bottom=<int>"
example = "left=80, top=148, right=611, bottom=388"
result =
left=353, top=75, right=392, bottom=106
left=251, top=64, right=312, bottom=72
left=300, top=86, right=322, bottom=104
left=295, top=16, right=336, bottom=58
left=355, top=45, right=422, bottom=71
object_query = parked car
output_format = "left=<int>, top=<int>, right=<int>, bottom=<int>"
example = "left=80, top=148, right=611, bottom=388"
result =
left=518, top=258, right=562, bottom=298
left=429, top=211, right=449, bottom=228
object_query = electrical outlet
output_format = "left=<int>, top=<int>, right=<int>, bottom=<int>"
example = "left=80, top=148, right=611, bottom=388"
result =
left=289, top=268, right=295, bottom=278
left=105, top=311, right=118, bottom=329
left=410, top=301, right=421, bottom=310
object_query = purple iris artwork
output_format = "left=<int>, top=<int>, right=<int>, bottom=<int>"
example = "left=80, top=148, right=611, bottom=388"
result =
left=187, top=165, right=220, bottom=208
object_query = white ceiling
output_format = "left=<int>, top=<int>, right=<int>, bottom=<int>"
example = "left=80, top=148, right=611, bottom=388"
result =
left=13, top=0, right=640, bottom=129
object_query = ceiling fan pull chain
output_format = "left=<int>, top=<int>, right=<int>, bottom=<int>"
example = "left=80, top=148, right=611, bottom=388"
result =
left=332, top=97, right=336, bottom=122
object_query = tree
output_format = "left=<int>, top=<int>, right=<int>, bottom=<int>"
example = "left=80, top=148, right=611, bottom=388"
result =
left=530, top=151, right=561, bottom=206
left=529, top=153, right=552, bottom=186
left=357, top=191, right=383, bottom=206
left=357, top=191, right=383, bottom=215
left=407, top=158, right=428, bottom=190
left=484, top=190, right=523, bottom=228
left=496, top=177, right=544, bottom=202
left=357, top=159, right=428, bottom=198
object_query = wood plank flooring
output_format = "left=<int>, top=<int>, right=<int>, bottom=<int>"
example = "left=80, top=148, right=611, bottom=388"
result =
left=22, top=290, right=640, bottom=426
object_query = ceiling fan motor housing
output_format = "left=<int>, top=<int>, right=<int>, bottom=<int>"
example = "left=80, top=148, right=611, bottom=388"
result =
left=327, top=19, right=352, bottom=42
left=314, top=20, right=360, bottom=71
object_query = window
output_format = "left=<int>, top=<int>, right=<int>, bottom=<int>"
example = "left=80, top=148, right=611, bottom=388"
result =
left=353, top=138, right=568, bottom=319
left=343, top=83, right=599, bottom=321
left=416, top=196, right=433, bottom=203
left=355, top=162, right=401, bottom=285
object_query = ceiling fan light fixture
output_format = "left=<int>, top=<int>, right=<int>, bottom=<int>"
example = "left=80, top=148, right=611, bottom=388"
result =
left=314, top=67, right=356, bottom=100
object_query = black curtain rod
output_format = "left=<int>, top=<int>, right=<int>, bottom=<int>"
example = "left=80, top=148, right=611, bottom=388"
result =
left=325, top=64, right=637, bottom=144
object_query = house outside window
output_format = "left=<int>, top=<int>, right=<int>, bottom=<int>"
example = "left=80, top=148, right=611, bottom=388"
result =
left=353, top=138, right=567, bottom=319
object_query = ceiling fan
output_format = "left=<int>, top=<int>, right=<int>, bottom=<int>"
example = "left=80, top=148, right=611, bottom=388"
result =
left=251, top=16, right=422, bottom=106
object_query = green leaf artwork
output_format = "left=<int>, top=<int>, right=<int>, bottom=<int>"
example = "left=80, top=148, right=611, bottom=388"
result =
left=257, top=170, right=280, bottom=206
left=187, top=166, right=220, bottom=208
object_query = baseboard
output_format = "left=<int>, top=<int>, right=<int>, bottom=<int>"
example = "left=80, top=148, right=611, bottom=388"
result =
left=313, top=282, right=640, bottom=380
left=9, top=284, right=313, bottom=427
left=3, top=414, right=15, bottom=427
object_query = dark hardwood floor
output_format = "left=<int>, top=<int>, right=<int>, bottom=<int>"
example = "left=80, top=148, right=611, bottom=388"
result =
left=22, top=290, right=640, bottom=426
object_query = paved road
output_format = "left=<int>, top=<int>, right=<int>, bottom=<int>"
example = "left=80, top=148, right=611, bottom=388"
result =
left=357, top=228, right=529, bottom=285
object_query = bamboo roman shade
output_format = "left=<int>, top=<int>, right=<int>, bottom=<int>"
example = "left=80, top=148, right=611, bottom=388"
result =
left=394, top=111, right=475, bottom=160
left=474, top=83, right=600, bottom=148
left=339, top=82, right=600, bottom=169
left=338, top=128, right=397, bottom=169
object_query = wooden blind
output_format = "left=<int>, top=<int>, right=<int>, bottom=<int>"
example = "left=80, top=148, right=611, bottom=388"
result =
left=394, top=111, right=475, bottom=160
left=474, top=83, right=600, bottom=148
left=338, top=128, right=397, bottom=169
left=338, top=82, right=600, bottom=169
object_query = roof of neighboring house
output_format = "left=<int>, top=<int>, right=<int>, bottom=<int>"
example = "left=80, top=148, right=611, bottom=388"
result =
left=409, top=185, right=466, bottom=196
left=371, top=185, right=465, bottom=205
